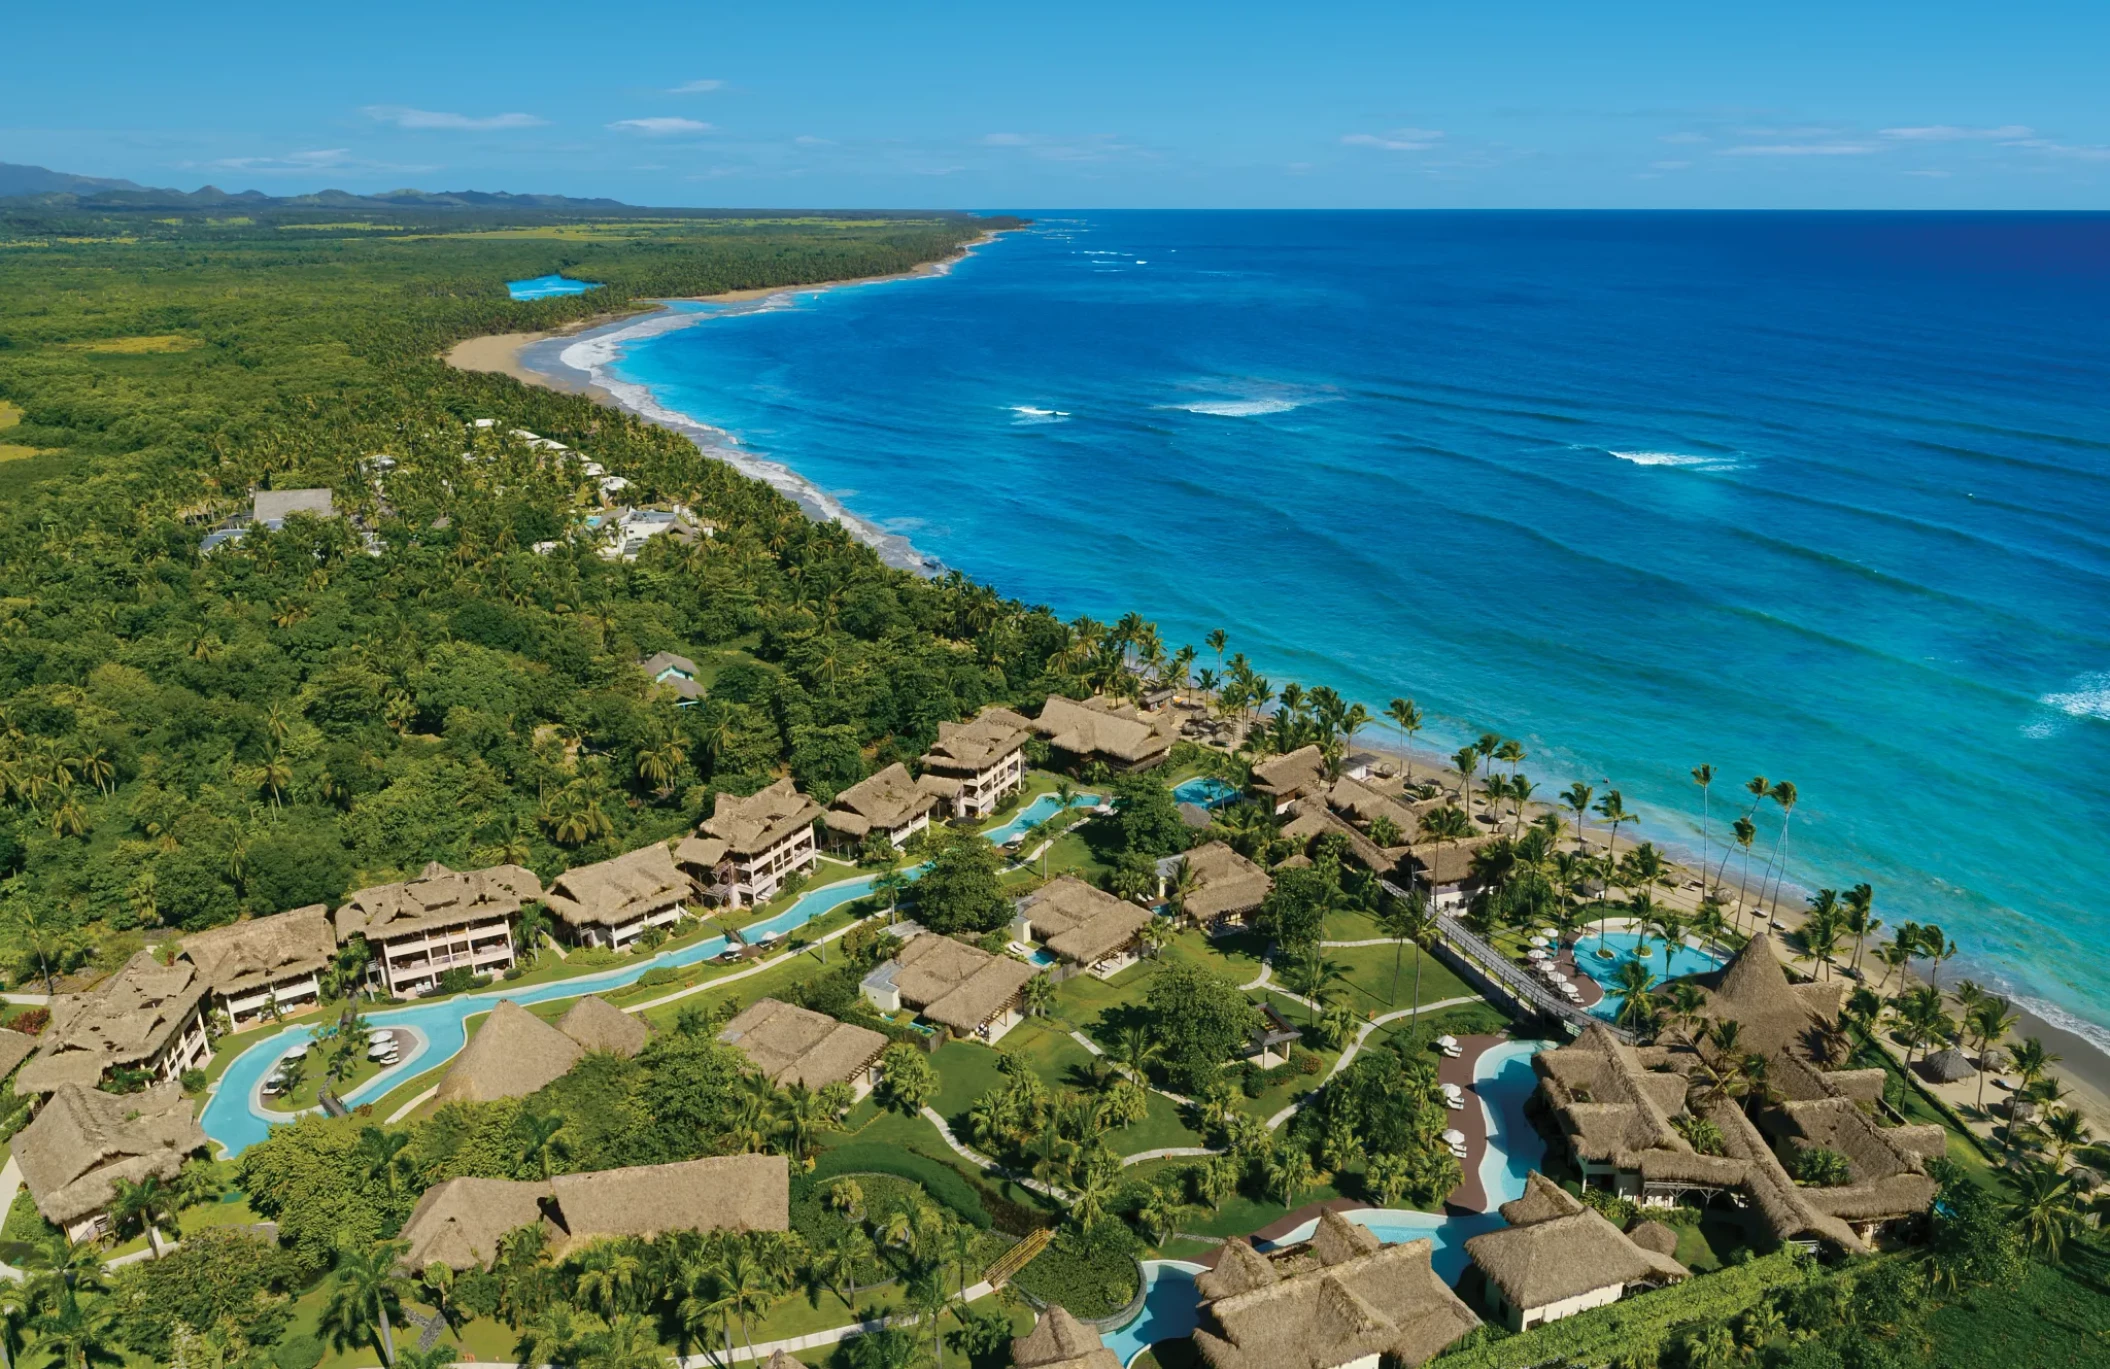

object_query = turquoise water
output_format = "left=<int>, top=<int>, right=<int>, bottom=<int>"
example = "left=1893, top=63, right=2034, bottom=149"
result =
left=1570, top=930, right=1727, bottom=1022
left=507, top=274, right=600, bottom=300
left=578, top=211, right=2110, bottom=1056
left=1172, top=776, right=1240, bottom=808
left=983, top=790, right=1102, bottom=845
left=1104, top=1039, right=1544, bottom=1365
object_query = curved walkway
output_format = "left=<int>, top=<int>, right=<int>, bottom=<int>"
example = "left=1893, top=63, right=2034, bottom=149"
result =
left=918, top=1105, right=1073, bottom=1203
left=1262, top=995, right=1483, bottom=1130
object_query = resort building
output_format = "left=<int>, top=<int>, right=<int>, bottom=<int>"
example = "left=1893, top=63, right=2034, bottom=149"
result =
left=1013, top=1305, right=1122, bottom=1369
left=917, top=706, right=1033, bottom=819
left=1159, top=842, right=1273, bottom=934
left=1192, top=1211, right=1480, bottom=1369
left=436, top=996, right=644, bottom=1104
left=1402, top=837, right=1488, bottom=911
left=1249, top=744, right=1330, bottom=813
left=180, top=903, right=336, bottom=1029
left=1464, top=1172, right=1689, bottom=1331
left=821, top=763, right=938, bottom=851
left=639, top=650, right=705, bottom=703
left=1533, top=1024, right=1748, bottom=1203
left=336, top=862, right=542, bottom=999
left=1280, top=796, right=1412, bottom=880
left=1326, top=774, right=1421, bottom=841
left=0, top=1029, right=36, bottom=1085
left=1012, top=876, right=1153, bottom=975
left=398, top=1153, right=788, bottom=1270
left=1686, top=934, right=1847, bottom=1057
left=675, top=779, right=823, bottom=908
left=545, top=843, right=693, bottom=948
left=718, top=998, right=889, bottom=1099
left=1032, top=695, right=1180, bottom=772
left=861, top=932, right=1037, bottom=1044
left=16, top=952, right=213, bottom=1096
left=13, top=1082, right=208, bottom=1241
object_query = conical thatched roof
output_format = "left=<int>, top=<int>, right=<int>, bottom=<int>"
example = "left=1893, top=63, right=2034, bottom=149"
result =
left=762, top=1353, right=810, bottom=1369
left=1920, top=1047, right=1974, bottom=1083
left=1694, top=937, right=1842, bottom=1056
left=1013, top=1305, right=1121, bottom=1369
left=1626, top=1219, right=1681, bottom=1257
left=437, top=1000, right=582, bottom=1103
left=1464, top=1204, right=1688, bottom=1313
left=1196, top=1238, right=1278, bottom=1300
left=1310, top=1208, right=1382, bottom=1266
left=557, top=995, right=648, bottom=1057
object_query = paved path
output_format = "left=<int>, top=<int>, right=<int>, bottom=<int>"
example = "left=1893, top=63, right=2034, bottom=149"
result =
left=1120, top=1146, right=1221, bottom=1167
left=918, top=1106, right=1072, bottom=1203
left=1319, top=938, right=1396, bottom=948
left=386, top=1087, right=439, bottom=1124
left=1260, top=995, right=1484, bottom=1131
left=627, top=910, right=880, bottom=1015
left=1439, top=1035, right=1505, bottom=1212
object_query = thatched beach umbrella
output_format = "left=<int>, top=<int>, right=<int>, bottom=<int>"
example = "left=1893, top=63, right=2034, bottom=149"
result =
left=1920, top=1047, right=1974, bottom=1084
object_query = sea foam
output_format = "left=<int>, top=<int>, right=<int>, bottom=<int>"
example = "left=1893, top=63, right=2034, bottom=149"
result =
left=1167, top=397, right=1305, bottom=418
left=2022, top=670, right=2110, bottom=738
left=1009, top=405, right=1072, bottom=424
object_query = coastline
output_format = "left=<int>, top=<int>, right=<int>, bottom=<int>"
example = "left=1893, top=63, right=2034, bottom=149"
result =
left=442, top=229, right=1005, bottom=574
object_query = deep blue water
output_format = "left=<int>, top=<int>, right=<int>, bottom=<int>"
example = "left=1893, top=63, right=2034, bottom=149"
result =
left=579, top=211, right=2110, bottom=1052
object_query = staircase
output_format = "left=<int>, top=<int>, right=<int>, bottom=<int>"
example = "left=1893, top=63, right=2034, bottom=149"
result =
left=982, top=1226, right=1054, bottom=1288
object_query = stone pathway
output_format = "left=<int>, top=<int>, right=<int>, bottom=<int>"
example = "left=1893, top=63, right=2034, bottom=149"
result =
left=1261, top=995, right=1483, bottom=1131
left=917, top=1105, right=1072, bottom=1203
left=1120, top=1146, right=1221, bottom=1167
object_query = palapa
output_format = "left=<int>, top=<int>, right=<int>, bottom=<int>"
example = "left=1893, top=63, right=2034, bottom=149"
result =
left=437, top=1000, right=582, bottom=1103
left=882, top=934, right=1035, bottom=1033
left=335, top=861, right=542, bottom=944
left=1689, top=936, right=1845, bottom=1058
left=556, top=995, right=648, bottom=1057
left=0, top=1028, right=38, bottom=1083
left=180, top=904, right=335, bottom=999
left=1466, top=1171, right=1687, bottom=1318
left=1016, top=876, right=1152, bottom=965
left=1919, top=1046, right=1975, bottom=1083
left=543, top=842, right=692, bottom=933
left=1191, top=1230, right=1478, bottom=1369
left=1249, top=745, right=1329, bottom=805
left=1169, top=842, right=1272, bottom=926
left=823, top=763, right=936, bottom=841
left=17, top=952, right=209, bottom=1095
left=1626, top=1219, right=1682, bottom=1257
left=695, top=779, right=825, bottom=858
left=1013, top=1304, right=1122, bottom=1369
left=921, top=705, right=1033, bottom=774
left=13, top=1082, right=205, bottom=1229
left=718, top=998, right=887, bottom=1090
left=1032, top=695, right=1179, bottom=769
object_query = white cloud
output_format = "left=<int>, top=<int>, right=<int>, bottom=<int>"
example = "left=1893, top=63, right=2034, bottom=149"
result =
left=607, top=117, right=715, bottom=136
left=1342, top=128, right=1445, bottom=152
left=1650, top=160, right=1691, bottom=170
left=2003, top=137, right=2110, bottom=161
left=195, top=149, right=435, bottom=176
left=1718, top=142, right=1881, bottom=157
left=1659, top=132, right=1709, bottom=145
left=1880, top=124, right=2032, bottom=141
left=974, top=132, right=1144, bottom=162
left=669, top=79, right=724, bottom=94
left=362, top=105, right=545, bottom=131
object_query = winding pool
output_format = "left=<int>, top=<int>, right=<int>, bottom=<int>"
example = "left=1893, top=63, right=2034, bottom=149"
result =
left=1570, top=930, right=1726, bottom=1021
left=982, top=790, right=1103, bottom=845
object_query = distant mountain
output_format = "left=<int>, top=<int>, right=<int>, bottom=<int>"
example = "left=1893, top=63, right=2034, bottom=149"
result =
left=0, top=162, right=148, bottom=197
left=0, top=161, right=640, bottom=213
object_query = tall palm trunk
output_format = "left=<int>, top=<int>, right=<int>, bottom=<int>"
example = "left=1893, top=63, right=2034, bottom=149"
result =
left=377, top=1305, right=395, bottom=1366
left=1760, top=811, right=1795, bottom=923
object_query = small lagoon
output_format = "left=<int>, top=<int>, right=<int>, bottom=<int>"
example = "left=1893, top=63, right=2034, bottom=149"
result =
left=507, top=274, right=601, bottom=301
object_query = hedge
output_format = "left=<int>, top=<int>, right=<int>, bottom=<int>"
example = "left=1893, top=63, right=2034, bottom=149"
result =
left=1435, top=1251, right=1808, bottom=1369
left=805, top=1145, right=992, bottom=1230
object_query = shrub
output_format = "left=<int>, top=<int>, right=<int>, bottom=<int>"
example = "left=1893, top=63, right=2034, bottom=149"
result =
left=1792, top=1144, right=1852, bottom=1187
left=1012, top=1218, right=1141, bottom=1319
left=501, top=963, right=524, bottom=981
left=273, top=1334, right=325, bottom=1369
left=1294, top=1050, right=1323, bottom=1076
left=638, top=966, right=681, bottom=987
left=179, top=1068, right=207, bottom=1095
left=6, top=1007, right=48, bottom=1035
left=807, top=1145, right=992, bottom=1229
left=432, top=966, right=488, bottom=996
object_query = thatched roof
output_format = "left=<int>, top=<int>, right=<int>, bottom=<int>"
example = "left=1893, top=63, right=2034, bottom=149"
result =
left=761, top=1354, right=809, bottom=1369
left=14, top=1083, right=206, bottom=1225
left=1691, top=937, right=1843, bottom=1058
left=1196, top=1238, right=1279, bottom=1301
left=1533, top=1025, right=1693, bottom=1165
left=699, top=779, right=824, bottom=857
left=1498, top=1171, right=1586, bottom=1227
left=922, top=706, right=1033, bottom=773
left=1309, top=1208, right=1383, bottom=1265
left=1706, top=1096, right=1863, bottom=1253
left=823, top=764, right=937, bottom=840
left=1282, top=797, right=1408, bottom=875
left=1013, top=1305, right=1122, bottom=1369
left=1627, top=1220, right=1682, bottom=1257
left=1018, top=877, right=1152, bottom=965
left=641, top=652, right=705, bottom=701
left=399, top=1154, right=789, bottom=1269
left=1466, top=1192, right=1687, bottom=1312
left=877, top=934, right=1036, bottom=1032
left=1033, top=695, right=1178, bottom=766
left=1327, top=775, right=1420, bottom=840
left=556, top=996, right=648, bottom=1057
left=1173, top=842, right=1273, bottom=923
left=718, top=998, right=887, bottom=1090
left=18, top=952, right=209, bottom=1095
left=1920, top=1047, right=1974, bottom=1083
left=545, top=843, right=692, bottom=930
left=181, top=905, right=336, bottom=998
left=1403, top=836, right=1491, bottom=889
left=1250, top=745, right=1328, bottom=801
left=1192, top=1234, right=1478, bottom=1369
left=0, top=1028, right=39, bottom=1083
left=336, top=862, right=543, bottom=944
left=437, top=1000, right=582, bottom=1103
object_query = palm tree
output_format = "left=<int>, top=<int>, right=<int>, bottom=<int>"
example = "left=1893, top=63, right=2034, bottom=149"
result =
left=1380, top=891, right=1431, bottom=1015
left=1019, top=972, right=1055, bottom=1019
left=1690, top=763, right=1714, bottom=901
left=26, top=1298, right=119, bottom=1369
left=357, top=1125, right=413, bottom=1198
left=1642, top=907, right=1688, bottom=986
left=2009, top=1165, right=2080, bottom=1261
left=1451, top=745, right=1479, bottom=819
left=109, top=1175, right=179, bottom=1256
left=1612, top=958, right=1657, bottom=1032
left=1263, top=1147, right=1318, bottom=1205
left=321, top=1236, right=410, bottom=1365
left=1560, top=782, right=1594, bottom=852
left=515, top=1108, right=571, bottom=1180
left=1592, top=788, right=1633, bottom=862
left=1727, top=815, right=1758, bottom=933
left=2041, top=1106, right=2094, bottom=1171
left=1754, top=780, right=1797, bottom=922
left=1966, top=998, right=2019, bottom=1116
left=1841, top=883, right=1879, bottom=976
left=1385, top=698, right=1423, bottom=782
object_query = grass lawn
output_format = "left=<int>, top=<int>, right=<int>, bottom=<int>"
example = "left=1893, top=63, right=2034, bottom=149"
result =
left=262, top=1043, right=390, bottom=1114
left=1125, top=1154, right=1343, bottom=1239
left=1672, top=1214, right=1757, bottom=1273
left=635, top=937, right=848, bottom=1031
left=1919, top=1237, right=2110, bottom=1367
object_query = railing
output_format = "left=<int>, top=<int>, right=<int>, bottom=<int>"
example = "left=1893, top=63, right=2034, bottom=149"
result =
left=982, top=1226, right=1053, bottom=1288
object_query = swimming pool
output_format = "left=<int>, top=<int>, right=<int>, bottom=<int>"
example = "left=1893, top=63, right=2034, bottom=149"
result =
left=983, top=790, right=1103, bottom=846
left=506, top=274, right=601, bottom=300
left=1570, top=929, right=1726, bottom=1021
left=1171, top=776, right=1240, bottom=809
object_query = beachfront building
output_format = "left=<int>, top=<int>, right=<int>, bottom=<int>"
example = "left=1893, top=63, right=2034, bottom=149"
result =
left=601, top=505, right=709, bottom=561
left=199, top=487, right=337, bottom=554
left=179, top=903, right=336, bottom=1029
left=718, top=998, right=889, bottom=1100
left=13, top=1082, right=208, bottom=1241
left=16, top=952, right=213, bottom=1097
left=399, top=1153, right=788, bottom=1271
left=545, top=843, right=693, bottom=949
left=1533, top=1024, right=1749, bottom=1203
left=640, top=650, right=706, bottom=703
left=675, top=779, right=823, bottom=909
left=1012, top=876, right=1153, bottom=976
left=917, top=706, right=1033, bottom=819
left=1249, top=744, right=1329, bottom=813
left=1158, top=842, right=1273, bottom=935
left=1465, top=1172, right=1689, bottom=1331
left=1192, top=1210, right=1480, bottom=1369
left=436, top=996, right=644, bottom=1104
left=336, top=862, right=542, bottom=998
left=1280, top=795, right=1412, bottom=879
left=860, top=932, right=1036, bottom=1044
left=821, top=763, right=937, bottom=851
left=1012, top=1305, right=1122, bottom=1369
left=1033, top=695, right=1180, bottom=772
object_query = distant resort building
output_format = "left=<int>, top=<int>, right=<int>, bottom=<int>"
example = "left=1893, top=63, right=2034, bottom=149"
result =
left=1192, top=1210, right=1479, bottom=1369
left=436, top=996, right=645, bottom=1104
left=200, top=487, right=337, bottom=553
left=718, top=998, right=888, bottom=1099
left=676, top=779, right=823, bottom=907
left=1032, top=695, right=1180, bottom=772
left=13, top=1082, right=207, bottom=1241
left=1012, top=1305, right=1122, bottom=1369
left=861, top=932, right=1036, bottom=1044
left=1465, top=1172, right=1689, bottom=1331
left=599, top=505, right=709, bottom=561
left=336, top=862, right=541, bottom=998
left=1158, top=842, right=1272, bottom=935
left=179, top=903, right=336, bottom=1029
left=821, top=763, right=937, bottom=851
left=398, top=1153, right=787, bottom=1270
left=1012, top=876, right=1152, bottom=975
left=545, top=843, right=693, bottom=949
left=639, top=650, right=705, bottom=703
left=917, top=706, right=1033, bottom=819
left=17, top=952, right=213, bottom=1096
left=1249, top=744, right=1330, bottom=813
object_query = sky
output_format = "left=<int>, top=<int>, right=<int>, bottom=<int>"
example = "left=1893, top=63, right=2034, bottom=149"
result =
left=8, top=1, right=2110, bottom=209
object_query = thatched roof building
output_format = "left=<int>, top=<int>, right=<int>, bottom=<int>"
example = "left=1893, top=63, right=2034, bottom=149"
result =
left=556, top=995, right=648, bottom=1057
left=864, top=933, right=1035, bottom=1035
left=180, top=904, right=336, bottom=1003
left=1688, top=937, right=1845, bottom=1058
left=1249, top=745, right=1329, bottom=808
left=822, top=763, right=937, bottom=844
left=0, top=1028, right=39, bottom=1083
left=1466, top=1173, right=1688, bottom=1330
left=1627, top=1219, right=1681, bottom=1257
left=1166, top=842, right=1273, bottom=928
left=718, top=998, right=887, bottom=1091
left=640, top=651, right=705, bottom=702
left=14, top=1083, right=206, bottom=1237
left=1033, top=695, right=1179, bottom=771
left=335, top=862, right=543, bottom=943
left=438, top=1000, right=583, bottom=1103
left=1192, top=1211, right=1478, bottom=1369
left=398, top=1153, right=789, bottom=1269
left=1327, top=774, right=1421, bottom=840
left=920, top=706, right=1034, bottom=777
left=1015, top=877, right=1152, bottom=966
left=544, top=843, right=692, bottom=935
left=18, top=952, right=211, bottom=1096
left=1920, top=1047, right=1974, bottom=1083
left=1013, top=1305, right=1122, bottom=1369
left=1280, top=797, right=1409, bottom=875
left=680, top=779, right=825, bottom=869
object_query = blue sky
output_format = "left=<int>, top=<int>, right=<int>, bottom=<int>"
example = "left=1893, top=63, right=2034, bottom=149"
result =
left=8, top=1, right=2110, bottom=208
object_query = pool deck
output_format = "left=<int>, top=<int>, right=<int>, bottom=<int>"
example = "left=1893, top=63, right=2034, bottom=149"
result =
left=1440, top=1034, right=1505, bottom=1213
left=1551, top=944, right=1607, bottom=1012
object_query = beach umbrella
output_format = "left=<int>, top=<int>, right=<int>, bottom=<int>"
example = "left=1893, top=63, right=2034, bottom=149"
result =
left=1435, top=1035, right=1459, bottom=1048
left=1526, top=948, right=1549, bottom=962
left=1441, top=1129, right=1467, bottom=1145
left=1529, top=935, right=1551, bottom=948
left=1920, top=1047, right=1974, bottom=1084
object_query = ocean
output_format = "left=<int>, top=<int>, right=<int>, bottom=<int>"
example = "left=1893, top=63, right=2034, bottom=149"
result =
left=536, top=211, right=2110, bottom=1054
